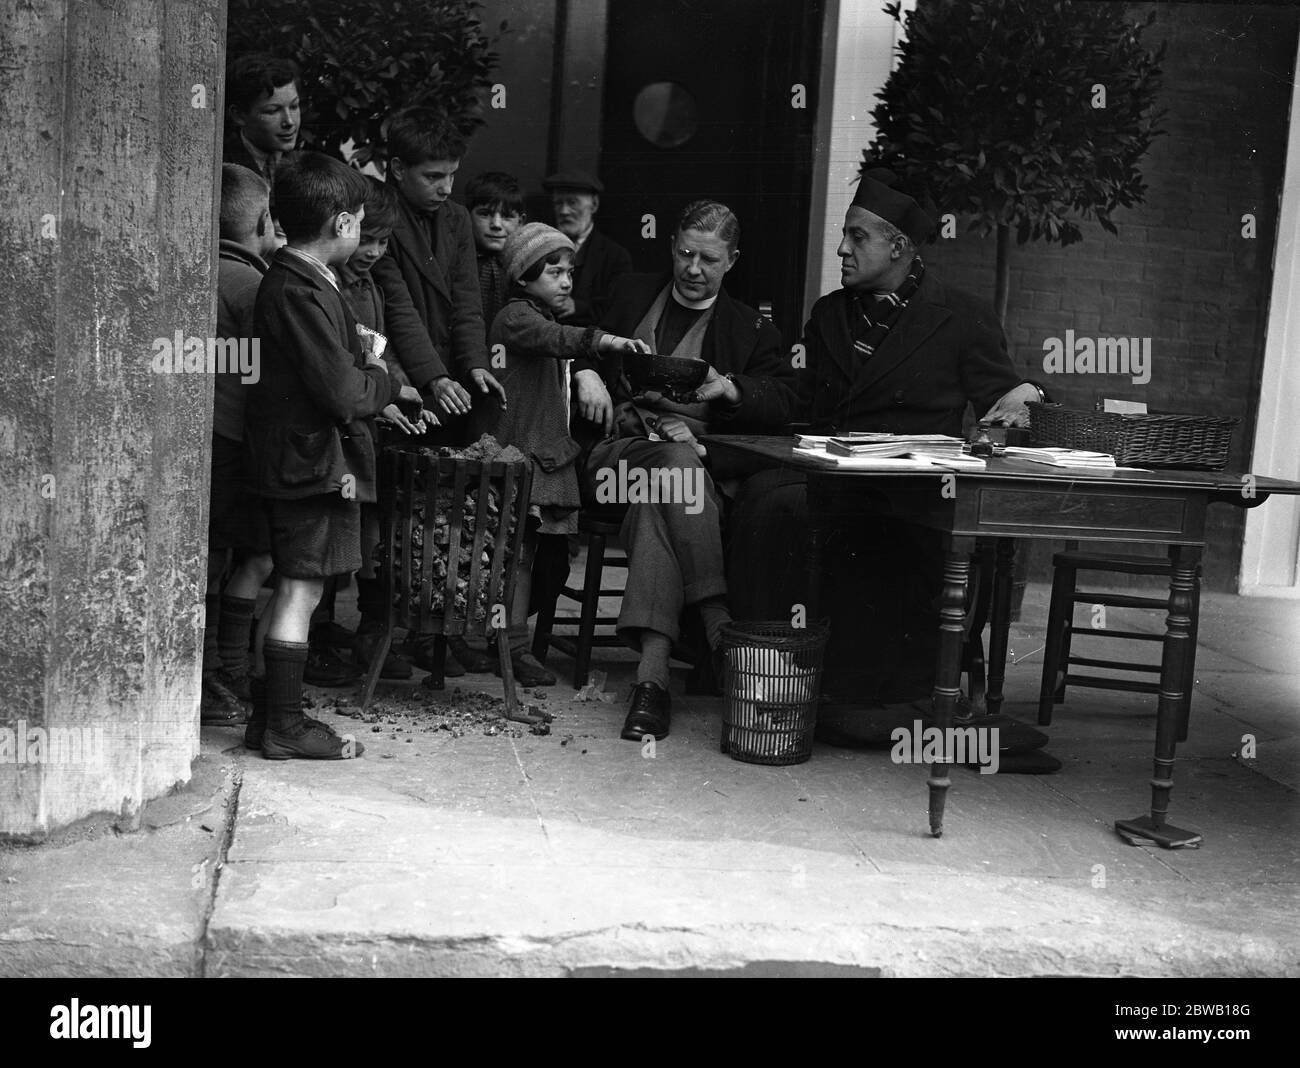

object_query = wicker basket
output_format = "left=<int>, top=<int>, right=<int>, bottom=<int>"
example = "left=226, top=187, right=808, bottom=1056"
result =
left=1028, top=403, right=1239, bottom=470
left=719, top=622, right=829, bottom=766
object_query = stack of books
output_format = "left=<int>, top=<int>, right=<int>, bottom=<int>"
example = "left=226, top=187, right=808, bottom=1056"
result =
left=793, top=433, right=984, bottom=469
left=825, top=434, right=968, bottom=459
left=1002, top=446, right=1117, bottom=469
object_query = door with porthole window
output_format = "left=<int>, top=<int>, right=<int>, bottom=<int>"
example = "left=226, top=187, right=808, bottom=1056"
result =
left=599, top=0, right=825, bottom=345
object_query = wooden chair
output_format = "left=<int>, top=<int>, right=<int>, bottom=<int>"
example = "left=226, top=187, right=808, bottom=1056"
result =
left=1038, top=546, right=1200, bottom=741
left=532, top=507, right=629, bottom=687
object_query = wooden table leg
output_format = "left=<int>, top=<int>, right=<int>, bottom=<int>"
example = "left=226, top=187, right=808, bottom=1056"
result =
left=930, top=537, right=975, bottom=838
left=986, top=538, right=1016, bottom=717
left=1115, top=544, right=1203, bottom=849
left=805, top=477, right=828, bottom=622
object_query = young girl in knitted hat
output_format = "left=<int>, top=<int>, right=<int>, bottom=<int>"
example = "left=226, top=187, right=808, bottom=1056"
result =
left=475, top=222, right=649, bottom=686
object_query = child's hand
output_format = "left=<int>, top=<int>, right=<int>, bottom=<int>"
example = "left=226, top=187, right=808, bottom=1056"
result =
left=379, top=403, right=421, bottom=435
left=574, top=369, right=614, bottom=435
left=418, top=407, right=441, bottom=429
left=554, top=295, right=577, bottom=320
left=428, top=376, right=472, bottom=417
left=470, top=368, right=507, bottom=410
left=398, top=384, right=422, bottom=405
left=623, top=337, right=652, bottom=354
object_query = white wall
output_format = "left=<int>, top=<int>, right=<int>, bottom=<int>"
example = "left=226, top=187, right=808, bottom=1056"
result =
left=1241, top=34, right=1300, bottom=597
left=804, top=0, right=914, bottom=320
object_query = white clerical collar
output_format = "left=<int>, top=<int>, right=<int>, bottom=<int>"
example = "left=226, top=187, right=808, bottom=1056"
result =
left=282, top=246, right=339, bottom=290
left=671, top=286, right=718, bottom=311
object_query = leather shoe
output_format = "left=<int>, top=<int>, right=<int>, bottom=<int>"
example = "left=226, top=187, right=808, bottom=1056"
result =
left=303, top=645, right=363, bottom=687
left=494, top=651, right=556, bottom=687
left=621, top=682, right=671, bottom=741
left=352, top=621, right=413, bottom=680
left=447, top=635, right=496, bottom=673
left=401, top=634, right=466, bottom=677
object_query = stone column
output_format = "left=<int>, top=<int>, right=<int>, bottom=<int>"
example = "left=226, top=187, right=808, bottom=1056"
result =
left=0, top=0, right=224, bottom=835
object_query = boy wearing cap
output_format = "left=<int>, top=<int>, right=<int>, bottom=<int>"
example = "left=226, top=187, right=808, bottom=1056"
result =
left=477, top=222, right=648, bottom=686
left=543, top=170, right=633, bottom=327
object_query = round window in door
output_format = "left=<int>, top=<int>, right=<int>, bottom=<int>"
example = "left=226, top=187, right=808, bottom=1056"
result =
left=633, top=81, right=698, bottom=149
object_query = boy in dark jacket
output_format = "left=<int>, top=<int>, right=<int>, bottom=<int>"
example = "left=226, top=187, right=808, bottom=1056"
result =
left=465, top=171, right=526, bottom=340
left=246, top=152, right=409, bottom=759
left=334, top=178, right=457, bottom=679
left=202, top=164, right=278, bottom=723
left=372, top=108, right=506, bottom=423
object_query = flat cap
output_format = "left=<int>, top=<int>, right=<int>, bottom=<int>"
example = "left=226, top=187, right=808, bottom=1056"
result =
left=542, top=170, right=604, bottom=194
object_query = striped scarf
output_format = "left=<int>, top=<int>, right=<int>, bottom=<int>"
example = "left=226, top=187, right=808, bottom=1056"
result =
left=851, top=257, right=925, bottom=360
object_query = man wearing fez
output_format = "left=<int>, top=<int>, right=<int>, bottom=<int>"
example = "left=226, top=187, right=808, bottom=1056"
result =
left=543, top=171, right=633, bottom=327
left=728, top=169, right=1046, bottom=745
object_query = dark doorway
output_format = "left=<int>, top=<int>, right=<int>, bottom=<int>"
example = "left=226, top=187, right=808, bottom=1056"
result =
left=598, top=0, right=825, bottom=345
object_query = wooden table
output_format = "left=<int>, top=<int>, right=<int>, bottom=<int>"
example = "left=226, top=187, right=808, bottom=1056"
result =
left=705, top=434, right=1300, bottom=847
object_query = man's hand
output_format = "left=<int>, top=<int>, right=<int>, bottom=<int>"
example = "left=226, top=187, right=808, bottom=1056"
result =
left=398, top=384, right=422, bottom=405
left=655, top=416, right=707, bottom=458
left=469, top=368, right=507, bottom=409
left=692, top=365, right=740, bottom=406
left=635, top=391, right=711, bottom=422
left=982, top=383, right=1041, bottom=428
left=427, top=375, right=472, bottom=417
left=574, top=368, right=614, bottom=435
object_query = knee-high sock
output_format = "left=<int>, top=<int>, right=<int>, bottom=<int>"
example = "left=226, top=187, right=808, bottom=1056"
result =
left=263, top=638, right=308, bottom=730
left=202, top=593, right=221, bottom=676
left=218, top=595, right=257, bottom=676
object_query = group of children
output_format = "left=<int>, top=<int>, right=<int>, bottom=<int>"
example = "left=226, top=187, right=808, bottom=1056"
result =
left=204, top=54, right=646, bottom=759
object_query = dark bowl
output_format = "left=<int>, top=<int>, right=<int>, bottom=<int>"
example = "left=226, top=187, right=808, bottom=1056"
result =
left=622, top=351, right=709, bottom=399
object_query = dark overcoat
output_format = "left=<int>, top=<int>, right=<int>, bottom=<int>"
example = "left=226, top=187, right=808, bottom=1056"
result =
left=247, top=251, right=396, bottom=501
left=797, top=273, right=1020, bottom=436
left=562, top=228, right=633, bottom=327
left=371, top=194, right=488, bottom=379
left=577, top=272, right=797, bottom=440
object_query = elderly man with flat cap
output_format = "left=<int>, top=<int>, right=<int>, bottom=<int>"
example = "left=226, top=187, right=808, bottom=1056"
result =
left=728, top=169, right=1049, bottom=751
left=543, top=170, right=633, bottom=327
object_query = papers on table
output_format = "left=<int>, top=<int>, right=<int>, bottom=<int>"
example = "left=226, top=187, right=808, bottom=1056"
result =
left=825, top=433, right=968, bottom=458
left=1102, top=398, right=1148, bottom=415
left=793, top=433, right=985, bottom=470
left=1001, top=446, right=1117, bottom=469
left=793, top=448, right=953, bottom=470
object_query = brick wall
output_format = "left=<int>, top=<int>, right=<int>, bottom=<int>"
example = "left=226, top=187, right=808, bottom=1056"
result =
left=922, top=2, right=1298, bottom=591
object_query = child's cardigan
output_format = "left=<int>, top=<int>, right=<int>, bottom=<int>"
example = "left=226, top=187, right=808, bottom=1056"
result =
left=477, top=292, right=605, bottom=516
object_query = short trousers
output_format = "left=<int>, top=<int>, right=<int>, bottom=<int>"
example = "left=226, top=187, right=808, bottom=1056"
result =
left=209, top=433, right=271, bottom=554
left=263, top=493, right=361, bottom=579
